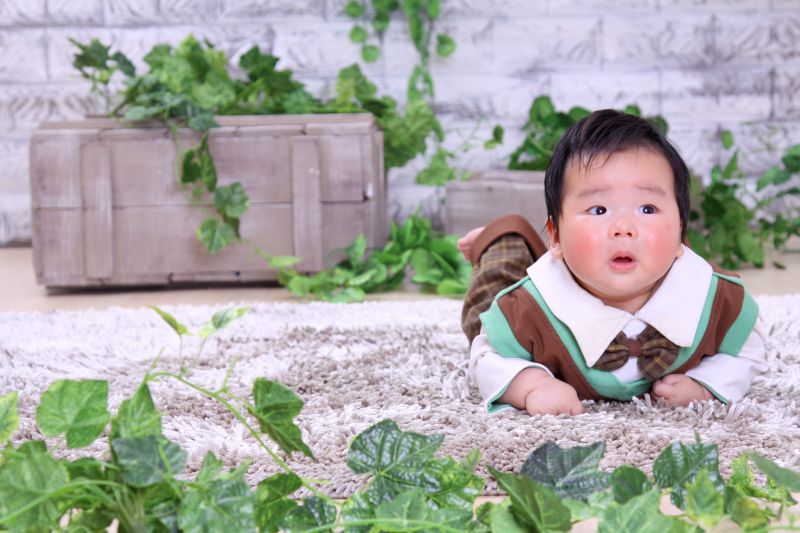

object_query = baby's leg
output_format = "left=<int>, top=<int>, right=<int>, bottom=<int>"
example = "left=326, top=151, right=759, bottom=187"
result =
left=461, top=215, right=546, bottom=343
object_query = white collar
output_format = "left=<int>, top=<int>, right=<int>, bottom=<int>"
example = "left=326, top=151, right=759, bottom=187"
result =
left=526, top=245, right=713, bottom=367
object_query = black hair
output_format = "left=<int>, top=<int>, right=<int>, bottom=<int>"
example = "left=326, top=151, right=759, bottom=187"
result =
left=544, top=109, right=691, bottom=240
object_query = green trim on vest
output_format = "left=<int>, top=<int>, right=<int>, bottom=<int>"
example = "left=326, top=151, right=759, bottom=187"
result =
left=479, top=278, right=533, bottom=361
left=715, top=274, right=759, bottom=357
left=662, top=275, right=718, bottom=375
left=522, top=280, right=651, bottom=400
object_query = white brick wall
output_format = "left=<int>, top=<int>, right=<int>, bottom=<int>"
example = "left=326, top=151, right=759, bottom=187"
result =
left=0, top=0, right=798, bottom=243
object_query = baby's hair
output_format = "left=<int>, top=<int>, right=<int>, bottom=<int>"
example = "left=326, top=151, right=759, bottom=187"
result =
left=544, top=109, right=691, bottom=239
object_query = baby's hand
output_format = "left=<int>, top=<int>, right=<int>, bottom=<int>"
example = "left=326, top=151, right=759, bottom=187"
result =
left=651, top=374, right=714, bottom=406
left=457, top=226, right=485, bottom=261
left=525, top=376, right=584, bottom=416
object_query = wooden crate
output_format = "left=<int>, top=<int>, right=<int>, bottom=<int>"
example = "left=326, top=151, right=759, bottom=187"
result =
left=445, top=169, right=548, bottom=241
left=30, top=114, right=385, bottom=287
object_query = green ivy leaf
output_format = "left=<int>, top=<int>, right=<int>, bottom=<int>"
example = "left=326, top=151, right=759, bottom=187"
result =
left=720, top=129, right=734, bottom=150
left=611, top=465, right=652, bottom=504
left=484, top=125, right=504, bottom=149
left=724, top=486, right=770, bottom=531
left=416, top=148, right=455, bottom=186
left=563, top=490, right=615, bottom=521
left=372, top=489, right=472, bottom=531
left=598, top=490, right=688, bottom=533
left=728, top=455, right=792, bottom=503
left=0, top=441, right=69, bottom=530
left=214, top=183, right=250, bottom=219
left=112, top=435, right=187, bottom=487
left=249, top=378, right=313, bottom=459
left=281, top=496, right=336, bottom=532
left=254, top=473, right=302, bottom=533
left=750, top=453, right=800, bottom=492
left=36, top=379, right=110, bottom=448
left=782, top=144, right=800, bottom=172
left=345, top=0, right=365, bottom=17
left=623, top=104, right=642, bottom=116
left=348, top=233, right=368, bottom=266
left=197, top=218, right=237, bottom=254
left=685, top=469, right=724, bottom=530
left=652, top=435, right=723, bottom=509
left=756, top=166, right=785, bottom=191
left=110, top=382, right=162, bottom=440
left=150, top=305, right=191, bottom=336
left=177, top=477, right=255, bottom=532
left=197, top=306, right=250, bottom=339
left=436, top=278, right=467, bottom=295
left=350, top=25, right=368, bottom=43
left=0, top=391, right=19, bottom=443
left=347, top=419, right=443, bottom=495
left=436, top=33, right=456, bottom=57
left=488, top=466, right=572, bottom=532
left=519, top=441, right=611, bottom=501
left=361, top=44, right=380, bottom=62
left=722, top=150, right=739, bottom=180
left=488, top=499, right=528, bottom=532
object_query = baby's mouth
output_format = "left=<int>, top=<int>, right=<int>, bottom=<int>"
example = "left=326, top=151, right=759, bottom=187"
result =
left=610, top=252, right=636, bottom=268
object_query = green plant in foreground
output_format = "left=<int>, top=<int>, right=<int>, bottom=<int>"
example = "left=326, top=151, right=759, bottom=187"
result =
left=687, top=130, right=800, bottom=269
left=1, top=307, right=799, bottom=531
left=279, top=213, right=471, bottom=302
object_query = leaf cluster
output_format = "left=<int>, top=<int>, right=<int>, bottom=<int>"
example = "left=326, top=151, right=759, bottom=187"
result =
left=488, top=433, right=799, bottom=532
left=687, top=130, right=800, bottom=269
left=1, top=307, right=800, bottom=531
left=506, top=96, right=668, bottom=171
left=279, top=213, right=471, bottom=302
left=345, top=0, right=460, bottom=187
left=71, top=36, right=444, bottom=257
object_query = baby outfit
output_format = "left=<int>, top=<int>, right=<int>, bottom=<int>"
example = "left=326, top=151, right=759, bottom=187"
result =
left=463, top=215, right=767, bottom=414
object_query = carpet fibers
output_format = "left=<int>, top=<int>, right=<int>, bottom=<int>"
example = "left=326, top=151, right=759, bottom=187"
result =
left=1, top=298, right=798, bottom=496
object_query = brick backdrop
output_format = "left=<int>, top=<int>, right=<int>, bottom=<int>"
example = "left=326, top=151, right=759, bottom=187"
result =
left=1, top=0, right=798, bottom=244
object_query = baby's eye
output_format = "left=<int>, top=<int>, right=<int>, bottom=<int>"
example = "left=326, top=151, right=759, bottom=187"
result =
left=639, top=205, right=656, bottom=214
left=588, top=206, right=607, bottom=215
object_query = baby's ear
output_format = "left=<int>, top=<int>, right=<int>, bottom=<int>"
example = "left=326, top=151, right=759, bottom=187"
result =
left=546, top=218, right=562, bottom=259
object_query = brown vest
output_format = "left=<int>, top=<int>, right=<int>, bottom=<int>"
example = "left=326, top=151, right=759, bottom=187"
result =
left=495, top=271, right=746, bottom=401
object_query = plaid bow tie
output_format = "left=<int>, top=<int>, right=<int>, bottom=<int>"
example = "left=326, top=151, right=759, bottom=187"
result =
left=591, top=325, right=679, bottom=380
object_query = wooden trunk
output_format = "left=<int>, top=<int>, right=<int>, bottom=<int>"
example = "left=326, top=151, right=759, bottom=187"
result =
left=445, top=169, right=548, bottom=241
left=29, top=114, right=385, bottom=287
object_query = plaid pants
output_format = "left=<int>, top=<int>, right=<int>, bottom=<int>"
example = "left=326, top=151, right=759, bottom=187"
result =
left=461, top=215, right=547, bottom=344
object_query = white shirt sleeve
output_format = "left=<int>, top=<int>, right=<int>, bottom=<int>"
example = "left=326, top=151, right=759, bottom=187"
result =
left=468, top=330, right=554, bottom=413
left=684, top=317, right=768, bottom=403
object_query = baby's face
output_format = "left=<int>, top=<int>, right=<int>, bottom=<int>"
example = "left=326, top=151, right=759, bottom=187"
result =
left=548, top=148, right=683, bottom=313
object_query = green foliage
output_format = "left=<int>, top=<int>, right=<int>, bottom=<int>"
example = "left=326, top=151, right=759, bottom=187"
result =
left=519, top=440, right=610, bottom=501
left=2, top=309, right=799, bottom=532
left=489, top=466, right=572, bottom=531
left=71, top=35, right=444, bottom=259
left=0, top=392, right=19, bottom=443
left=688, top=130, right=800, bottom=269
left=35, top=379, right=110, bottom=448
left=249, top=378, right=314, bottom=459
left=653, top=433, right=724, bottom=509
left=344, top=0, right=460, bottom=186
left=279, top=214, right=471, bottom=302
left=507, top=95, right=666, bottom=170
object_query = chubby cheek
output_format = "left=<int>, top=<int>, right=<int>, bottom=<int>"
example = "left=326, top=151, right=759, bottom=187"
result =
left=559, top=222, right=608, bottom=275
left=640, top=224, right=682, bottom=269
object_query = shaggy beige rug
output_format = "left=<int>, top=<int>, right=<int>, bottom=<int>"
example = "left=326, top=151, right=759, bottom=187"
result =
left=1, top=298, right=798, bottom=496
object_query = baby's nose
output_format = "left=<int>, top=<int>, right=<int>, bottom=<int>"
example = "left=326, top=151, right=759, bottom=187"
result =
left=610, top=218, right=636, bottom=238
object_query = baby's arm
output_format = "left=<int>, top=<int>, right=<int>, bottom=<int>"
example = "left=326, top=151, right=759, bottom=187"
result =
left=500, top=368, right=585, bottom=415
left=469, top=333, right=583, bottom=416
left=652, top=321, right=767, bottom=405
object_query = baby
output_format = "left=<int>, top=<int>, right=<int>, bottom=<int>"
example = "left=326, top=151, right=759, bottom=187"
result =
left=462, top=109, right=767, bottom=416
